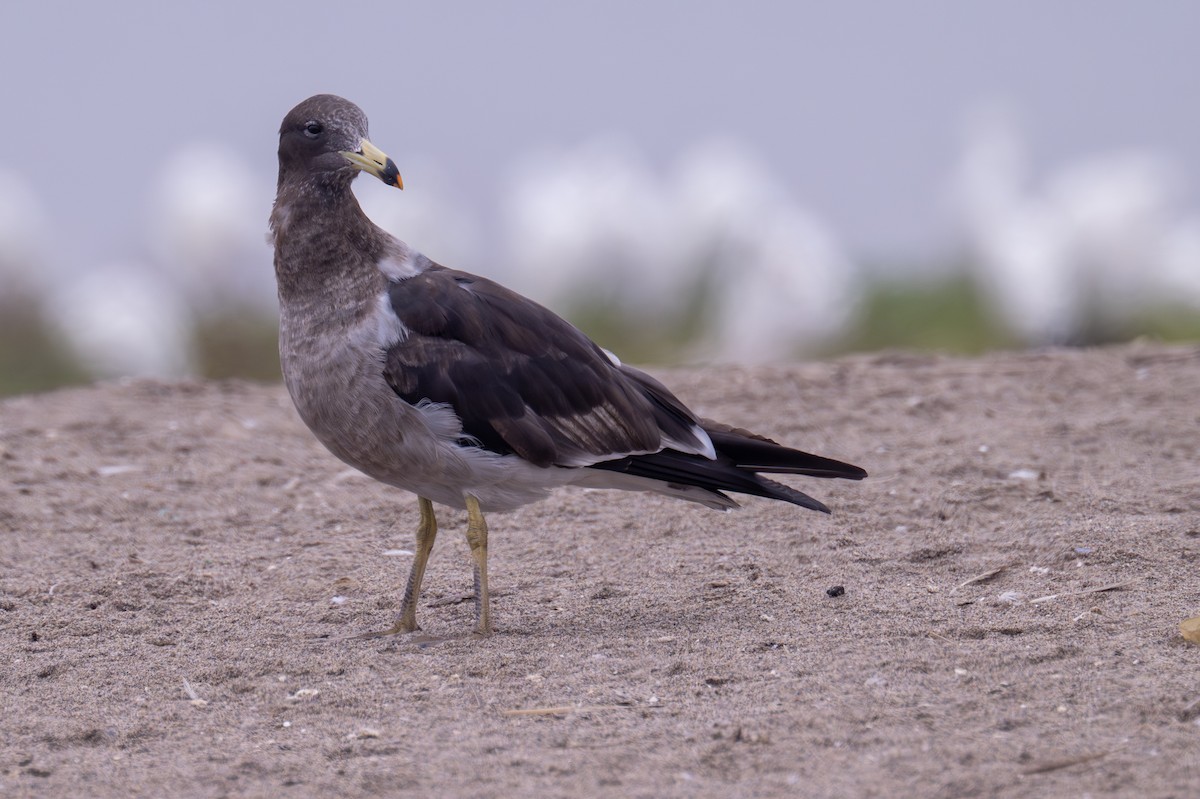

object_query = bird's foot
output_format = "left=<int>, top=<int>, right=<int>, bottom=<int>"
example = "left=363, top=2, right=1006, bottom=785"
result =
left=354, top=617, right=419, bottom=639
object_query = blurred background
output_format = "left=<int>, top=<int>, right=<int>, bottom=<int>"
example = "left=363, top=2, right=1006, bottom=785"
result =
left=2, top=1, right=1198, bottom=396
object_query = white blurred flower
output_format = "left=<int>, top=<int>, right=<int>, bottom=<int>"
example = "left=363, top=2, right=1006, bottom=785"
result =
left=1160, top=216, right=1200, bottom=302
left=503, top=137, right=857, bottom=359
left=146, top=144, right=275, bottom=314
left=673, top=141, right=856, bottom=361
left=1046, top=155, right=1180, bottom=321
left=954, top=104, right=1200, bottom=342
left=0, top=168, right=51, bottom=299
left=43, top=260, right=194, bottom=378
left=954, top=107, right=1076, bottom=341
left=503, top=138, right=681, bottom=313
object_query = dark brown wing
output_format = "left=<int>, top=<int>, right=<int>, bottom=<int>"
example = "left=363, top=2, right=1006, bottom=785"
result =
left=382, top=265, right=711, bottom=468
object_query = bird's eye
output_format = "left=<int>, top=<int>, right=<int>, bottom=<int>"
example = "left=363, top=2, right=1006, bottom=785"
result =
left=304, top=121, right=323, bottom=138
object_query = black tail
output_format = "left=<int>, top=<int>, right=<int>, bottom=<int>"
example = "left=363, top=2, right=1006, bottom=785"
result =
left=588, top=423, right=866, bottom=514
left=703, top=422, right=868, bottom=480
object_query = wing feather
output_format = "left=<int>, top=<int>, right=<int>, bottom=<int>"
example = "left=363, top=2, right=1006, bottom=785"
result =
left=382, top=265, right=702, bottom=467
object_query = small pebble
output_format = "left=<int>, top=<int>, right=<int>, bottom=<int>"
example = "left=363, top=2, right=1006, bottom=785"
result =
left=1181, top=617, right=1200, bottom=644
left=826, top=585, right=845, bottom=598
left=97, top=464, right=140, bottom=477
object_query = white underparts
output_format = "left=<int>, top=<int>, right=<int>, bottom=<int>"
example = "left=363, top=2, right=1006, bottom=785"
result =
left=414, top=399, right=471, bottom=443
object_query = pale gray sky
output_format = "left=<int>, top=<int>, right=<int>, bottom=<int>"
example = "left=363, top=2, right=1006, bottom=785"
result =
left=2, top=1, right=1197, bottom=273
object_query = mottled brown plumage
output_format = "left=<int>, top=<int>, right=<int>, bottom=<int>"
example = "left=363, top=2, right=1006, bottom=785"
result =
left=271, top=94, right=866, bottom=636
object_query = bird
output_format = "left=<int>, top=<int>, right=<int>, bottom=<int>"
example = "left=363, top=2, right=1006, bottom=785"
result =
left=270, top=94, right=866, bottom=637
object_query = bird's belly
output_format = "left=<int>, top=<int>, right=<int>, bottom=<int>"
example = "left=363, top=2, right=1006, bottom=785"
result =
left=281, top=334, right=417, bottom=472
left=279, top=332, right=575, bottom=512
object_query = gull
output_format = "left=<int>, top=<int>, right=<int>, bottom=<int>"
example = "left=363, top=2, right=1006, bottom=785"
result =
left=270, top=95, right=866, bottom=637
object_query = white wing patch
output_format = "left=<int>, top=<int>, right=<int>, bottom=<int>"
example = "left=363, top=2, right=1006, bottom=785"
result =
left=601, top=348, right=623, bottom=367
left=377, top=249, right=429, bottom=281
left=663, top=424, right=717, bottom=460
left=374, top=292, right=409, bottom=347
left=349, top=291, right=408, bottom=352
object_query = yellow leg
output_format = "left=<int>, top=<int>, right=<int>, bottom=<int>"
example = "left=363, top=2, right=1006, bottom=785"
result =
left=361, top=496, right=437, bottom=637
left=464, top=494, right=492, bottom=636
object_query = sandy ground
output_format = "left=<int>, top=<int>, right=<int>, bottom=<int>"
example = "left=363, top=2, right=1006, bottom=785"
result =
left=1, top=342, right=1199, bottom=798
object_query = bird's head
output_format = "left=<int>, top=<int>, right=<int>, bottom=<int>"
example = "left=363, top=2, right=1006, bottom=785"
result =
left=277, top=94, right=403, bottom=191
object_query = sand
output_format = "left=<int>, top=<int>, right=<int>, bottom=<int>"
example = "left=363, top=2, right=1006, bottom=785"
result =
left=2, top=342, right=1199, bottom=798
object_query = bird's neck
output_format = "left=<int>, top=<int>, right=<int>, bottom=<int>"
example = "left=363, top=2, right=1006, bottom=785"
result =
left=271, top=175, right=375, bottom=246
left=271, top=180, right=386, bottom=302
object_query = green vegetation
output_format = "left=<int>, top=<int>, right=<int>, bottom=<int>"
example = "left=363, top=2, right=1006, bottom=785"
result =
left=0, top=305, right=91, bottom=396
left=828, top=275, right=1020, bottom=355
